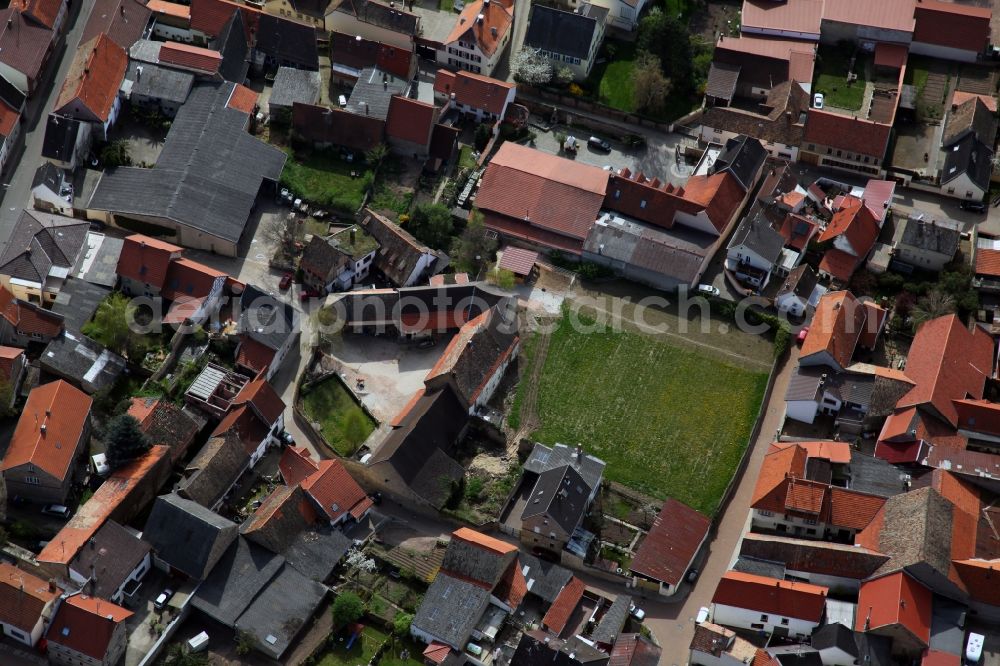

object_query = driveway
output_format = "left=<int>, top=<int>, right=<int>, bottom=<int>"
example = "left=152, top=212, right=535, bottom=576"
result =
left=529, top=127, right=695, bottom=187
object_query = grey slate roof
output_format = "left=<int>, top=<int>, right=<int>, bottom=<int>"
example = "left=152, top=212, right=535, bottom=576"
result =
left=592, top=594, right=631, bottom=646
left=521, top=464, right=591, bottom=536
left=216, top=11, right=249, bottom=83
left=143, top=493, right=239, bottom=580
left=88, top=82, right=286, bottom=245
left=72, top=233, right=123, bottom=287
left=523, top=443, right=605, bottom=494
left=234, top=563, right=327, bottom=659
left=125, top=61, right=195, bottom=106
left=69, top=520, right=152, bottom=600
left=441, top=534, right=515, bottom=588
left=179, top=431, right=248, bottom=509
left=705, top=62, right=740, bottom=102
left=41, top=330, right=126, bottom=393
left=346, top=66, right=410, bottom=120
left=42, top=115, right=84, bottom=164
left=269, top=66, right=321, bottom=110
left=777, top=264, right=819, bottom=301
left=412, top=574, right=491, bottom=649
left=283, top=527, right=352, bottom=582
left=191, top=536, right=285, bottom=626
left=519, top=553, right=573, bottom=603
left=898, top=217, right=960, bottom=258
left=337, top=0, right=420, bottom=35
left=869, top=487, right=954, bottom=581
left=255, top=13, right=320, bottom=71
left=785, top=366, right=824, bottom=401
left=51, top=280, right=111, bottom=333
left=512, top=631, right=610, bottom=666
left=847, top=450, right=908, bottom=498
left=712, top=135, right=767, bottom=192
left=728, top=211, right=785, bottom=264
left=812, top=624, right=892, bottom=666
left=238, top=284, right=297, bottom=351
left=0, top=210, right=89, bottom=285
left=361, top=208, right=435, bottom=286
left=524, top=4, right=601, bottom=61
left=733, top=555, right=787, bottom=579
left=942, top=133, right=993, bottom=192
left=31, top=162, right=64, bottom=193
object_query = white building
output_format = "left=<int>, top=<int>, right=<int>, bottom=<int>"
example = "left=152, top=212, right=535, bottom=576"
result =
left=437, top=0, right=513, bottom=76
left=711, top=571, right=828, bottom=640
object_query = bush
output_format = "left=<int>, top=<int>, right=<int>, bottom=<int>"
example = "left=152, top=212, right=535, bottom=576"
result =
left=332, top=591, right=365, bottom=628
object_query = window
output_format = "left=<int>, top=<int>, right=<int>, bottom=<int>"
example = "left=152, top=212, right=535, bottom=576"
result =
left=640, top=200, right=647, bottom=209
left=781, top=618, right=790, bottom=626
left=760, top=614, right=769, bottom=622
left=24, top=475, right=39, bottom=485
left=836, top=150, right=842, bottom=157
left=758, top=510, right=773, bottom=517
left=808, top=144, right=815, bottom=151
left=827, top=148, right=832, bottom=155
left=804, top=517, right=817, bottom=525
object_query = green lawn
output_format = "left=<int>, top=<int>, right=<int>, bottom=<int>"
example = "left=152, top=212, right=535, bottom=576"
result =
left=380, top=639, right=427, bottom=666
left=813, top=47, right=867, bottom=111
left=279, top=148, right=372, bottom=214
left=458, top=145, right=477, bottom=170
left=587, top=40, right=700, bottom=121
left=663, top=0, right=691, bottom=19
left=300, top=377, right=376, bottom=456
left=518, top=314, right=769, bottom=515
left=317, top=627, right=389, bottom=666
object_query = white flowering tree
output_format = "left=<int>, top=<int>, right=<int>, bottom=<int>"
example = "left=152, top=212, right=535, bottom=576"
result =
left=511, top=47, right=553, bottom=85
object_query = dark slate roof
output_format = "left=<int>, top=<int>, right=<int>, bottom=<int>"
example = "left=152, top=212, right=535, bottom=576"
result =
left=412, top=573, right=491, bottom=649
left=523, top=442, right=605, bottom=493
left=42, top=114, right=84, bottom=163
left=728, top=210, right=785, bottom=263
left=705, top=61, right=741, bottom=102
left=869, top=487, right=954, bottom=581
left=282, top=527, right=352, bottom=582
left=930, top=597, right=966, bottom=655
left=591, top=594, right=631, bottom=646
left=40, top=330, right=126, bottom=393
left=519, top=553, right=573, bottom=603
left=300, top=234, right=350, bottom=279
left=777, top=264, right=819, bottom=301
left=773, top=649, right=823, bottom=666
left=216, top=10, right=249, bottom=83
left=943, top=97, right=997, bottom=148
left=233, top=563, right=327, bottom=659
left=0, top=74, right=25, bottom=112
left=785, top=365, right=824, bottom=402
left=337, top=0, right=419, bottom=35
left=255, top=13, right=319, bottom=71
left=512, top=631, right=610, bottom=666
left=88, top=82, right=286, bottom=244
left=143, top=493, right=239, bottom=579
left=238, top=283, right=297, bottom=351
left=847, top=450, right=909, bottom=498
left=733, top=555, right=787, bottom=579
left=941, top=133, right=993, bottom=192
left=32, top=162, right=63, bottom=192
left=812, top=624, right=892, bottom=666
left=739, top=533, right=889, bottom=580
left=524, top=4, right=600, bottom=61
left=82, top=0, right=152, bottom=50
left=521, top=464, right=591, bottom=538
left=179, top=431, right=248, bottom=509
left=72, top=233, right=124, bottom=287
left=899, top=217, right=960, bottom=258
left=269, top=66, right=321, bottom=109
left=124, top=60, right=195, bottom=105
left=51, top=280, right=111, bottom=333
left=712, top=134, right=767, bottom=192
left=441, top=535, right=514, bottom=588
left=69, top=520, right=152, bottom=600
left=346, top=66, right=409, bottom=120
left=0, top=210, right=89, bottom=285
left=191, top=536, right=284, bottom=626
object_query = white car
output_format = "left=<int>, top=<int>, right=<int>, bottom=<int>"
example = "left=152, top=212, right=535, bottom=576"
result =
left=696, top=606, right=710, bottom=623
left=629, top=602, right=646, bottom=622
left=154, top=588, right=174, bottom=611
left=813, top=92, right=824, bottom=109
left=697, top=284, right=720, bottom=297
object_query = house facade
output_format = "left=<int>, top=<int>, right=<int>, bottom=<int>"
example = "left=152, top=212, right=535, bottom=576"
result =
left=437, top=0, right=513, bottom=76
left=47, top=594, right=132, bottom=666
left=433, top=69, right=516, bottom=122
left=523, top=3, right=606, bottom=81
left=0, top=562, right=61, bottom=646
left=711, top=571, right=828, bottom=640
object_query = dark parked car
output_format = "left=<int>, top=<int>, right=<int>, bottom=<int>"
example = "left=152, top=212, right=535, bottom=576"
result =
left=960, top=200, right=987, bottom=213
left=588, top=136, right=611, bottom=152
left=279, top=273, right=293, bottom=290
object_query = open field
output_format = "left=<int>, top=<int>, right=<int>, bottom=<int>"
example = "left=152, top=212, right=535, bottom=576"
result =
left=300, top=376, right=376, bottom=456
left=515, top=313, right=769, bottom=515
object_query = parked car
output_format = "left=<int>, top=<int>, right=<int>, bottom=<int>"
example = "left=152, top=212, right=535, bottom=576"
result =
left=797, top=326, right=811, bottom=344
left=299, top=288, right=320, bottom=302
left=154, top=588, right=174, bottom=611
left=961, top=200, right=987, bottom=213
left=992, top=194, right=1000, bottom=208
left=280, top=430, right=295, bottom=446
left=696, top=284, right=720, bottom=297
left=563, top=136, right=579, bottom=153
left=696, top=607, right=710, bottom=623
left=629, top=602, right=646, bottom=622
left=41, top=504, right=72, bottom=519
left=687, top=568, right=699, bottom=583
left=279, top=273, right=293, bottom=290
left=813, top=92, right=824, bottom=109
left=588, top=136, right=612, bottom=152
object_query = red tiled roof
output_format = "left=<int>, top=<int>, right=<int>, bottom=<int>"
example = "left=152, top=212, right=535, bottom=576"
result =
left=423, top=642, right=453, bottom=664
left=0, top=285, right=64, bottom=338
left=452, top=527, right=517, bottom=554
left=819, top=248, right=862, bottom=283
left=0, top=97, right=19, bottom=139
left=390, top=387, right=425, bottom=427
left=55, top=34, right=127, bottom=123
left=976, top=247, right=1000, bottom=276
left=190, top=0, right=258, bottom=40
left=822, top=0, right=915, bottom=33
left=292, top=102, right=385, bottom=153
left=233, top=376, right=285, bottom=425
left=914, top=0, right=991, bottom=52
left=924, top=650, right=961, bottom=666
left=0, top=345, right=23, bottom=382
left=877, top=405, right=968, bottom=452
left=116, top=234, right=182, bottom=289
left=0, top=563, right=60, bottom=632
left=385, top=95, right=435, bottom=146
left=712, top=571, right=827, bottom=622
left=873, top=42, right=908, bottom=70
left=482, top=212, right=586, bottom=254
left=630, top=498, right=710, bottom=586
left=434, top=69, right=514, bottom=116
left=227, top=83, right=257, bottom=113
left=953, top=90, right=998, bottom=113
left=1, top=380, right=91, bottom=481
left=159, top=42, right=222, bottom=73
left=752, top=445, right=808, bottom=507
left=236, top=336, right=275, bottom=375
left=826, top=487, right=886, bottom=531
left=874, top=437, right=928, bottom=465
left=897, top=315, right=994, bottom=426
left=786, top=480, right=826, bottom=513
left=19, top=0, right=64, bottom=30
left=804, top=110, right=892, bottom=159
left=494, top=560, right=528, bottom=609
left=818, top=197, right=880, bottom=257
left=279, top=445, right=320, bottom=485
left=954, top=398, right=1000, bottom=437
left=740, top=0, right=823, bottom=35
left=477, top=142, right=609, bottom=242
left=127, top=396, right=157, bottom=427
left=800, top=291, right=866, bottom=369
left=498, top=247, right=538, bottom=276
left=444, top=0, right=512, bottom=56
left=399, top=308, right=473, bottom=334
left=147, top=0, right=190, bottom=19
left=778, top=213, right=818, bottom=251
left=542, top=576, right=585, bottom=635
left=301, top=458, right=373, bottom=522
left=768, top=440, right=851, bottom=464
left=160, top=257, right=226, bottom=302
left=610, top=633, right=661, bottom=666
left=48, top=594, right=132, bottom=660
left=856, top=572, right=931, bottom=645
left=954, top=559, right=1000, bottom=607
left=859, top=301, right=887, bottom=349
left=682, top=172, right=746, bottom=233
left=212, top=404, right=270, bottom=456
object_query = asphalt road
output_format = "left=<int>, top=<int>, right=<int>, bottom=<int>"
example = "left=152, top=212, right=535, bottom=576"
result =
left=0, top=0, right=96, bottom=251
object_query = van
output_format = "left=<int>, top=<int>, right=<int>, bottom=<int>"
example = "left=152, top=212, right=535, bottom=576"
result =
left=338, top=95, right=348, bottom=108
left=41, top=504, right=72, bottom=519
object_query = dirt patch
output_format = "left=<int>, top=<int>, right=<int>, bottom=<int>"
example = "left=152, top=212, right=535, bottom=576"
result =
left=469, top=451, right=513, bottom=475
left=690, top=0, right=742, bottom=41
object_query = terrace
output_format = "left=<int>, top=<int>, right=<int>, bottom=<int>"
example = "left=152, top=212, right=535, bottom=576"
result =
left=184, top=362, right=249, bottom=418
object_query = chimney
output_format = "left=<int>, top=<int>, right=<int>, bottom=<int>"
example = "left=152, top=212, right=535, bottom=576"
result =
left=350, top=227, right=356, bottom=244
left=120, top=5, right=124, bottom=14
left=40, top=424, right=46, bottom=434
left=365, top=102, right=370, bottom=115
left=48, top=579, right=57, bottom=593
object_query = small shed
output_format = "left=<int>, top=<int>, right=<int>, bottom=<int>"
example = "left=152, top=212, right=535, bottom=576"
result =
left=268, top=67, right=321, bottom=122
left=497, top=247, right=538, bottom=281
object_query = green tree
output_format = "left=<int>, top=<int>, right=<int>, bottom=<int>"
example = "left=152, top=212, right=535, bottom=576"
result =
left=474, top=123, right=492, bottom=151
left=450, top=211, right=497, bottom=274
left=393, top=612, right=414, bottom=637
left=637, top=8, right=693, bottom=91
left=365, top=143, right=389, bottom=170
left=332, top=591, right=365, bottom=628
left=104, top=414, right=151, bottom=470
left=631, top=52, right=672, bottom=115
left=163, top=645, right=210, bottom=666
left=408, top=203, right=455, bottom=250
left=83, top=293, right=134, bottom=355
left=490, top=267, right=516, bottom=290
left=235, top=630, right=255, bottom=656
left=0, top=378, right=15, bottom=419
left=100, top=139, right=133, bottom=168
left=911, top=289, right=956, bottom=331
